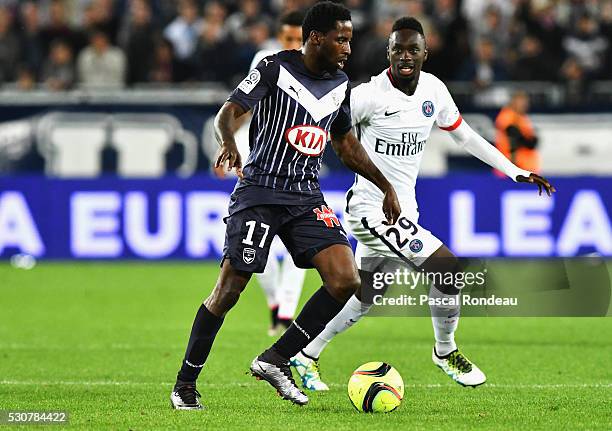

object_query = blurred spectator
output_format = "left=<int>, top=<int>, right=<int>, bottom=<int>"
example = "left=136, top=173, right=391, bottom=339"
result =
left=155, top=0, right=182, bottom=26
left=164, top=0, right=208, bottom=81
left=0, top=0, right=18, bottom=8
left=406, top=0, right=433, bottom=31
left=512, top=34, right=557, bottom=81
left=421, top=26, right=449, bottom=79
left=40, top=0, right=85, bottom=56
left=602, top=0, right=612, bottom=77
left=65, top=0, right=94, bottom=27
left=430, top=0, right=469, bottom=74
left=191, top=0, right=236, bottom=83
left=563, top=13, right=609, bottom=79
left=18, top=2, right=45, bottom=77
left=244, top=19, right=271, bottom=55
left=456, top=38, right=508, bottom=87
left=503, top=11, right=527, bottom=72
left=495, top=90, right=540, bottom=175
left=275, top=11, right=303, bottom=50
left=82, top=0, right=120, bottom=43
left=16, top=66, right=36, bottom=90
left=0, top=5, right=18, bottom=83
left=119, top=0, right=159, bottom=85
left=518, top=1, right=565, bottom=68
left=163, top=0, right=203, bottom=61
left=462, top=0, right=515, bottom=25
left=344, top=0, right=370, bottom=34
left=399, top=0, right=432, bottom=34
left=560, top=57, right=590, bottom=107
left=271, top=0, right=315, bottom=16
left=0, top=0, right=606, bottom=96
left=375, top=0, right=430, bottom=29
left=225, top=0, right=271, bottom=44
left=200, top=1, right=228, bottom=43
left=559, top=0, right=600, bottom=28
left=470, top=5, right=510, bottom=56
left=351, top=15, right=394, bottom=82
left=77, top=29, right=126, bottom=88
left=603, top=0, right=612, bottom=34
left=250, top=9, right=303, bottom=67
left=194, top=16, right=236, bottom=83
left=42, top=39, right=75, bottom=90
left=149, top=38, right=176, bottom=83
left=462, top=0, right=515, bottom=65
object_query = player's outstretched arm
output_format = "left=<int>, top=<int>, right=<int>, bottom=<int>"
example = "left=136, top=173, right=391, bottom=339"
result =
left=448, top=120, right=556, bottom=195
left=214, top=101, right=248, bottom=178
left=331, top=130, right=401, bottom=224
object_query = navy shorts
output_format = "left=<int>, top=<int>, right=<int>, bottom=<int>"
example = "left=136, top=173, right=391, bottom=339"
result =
left=223, top=203, right=351, bottom=273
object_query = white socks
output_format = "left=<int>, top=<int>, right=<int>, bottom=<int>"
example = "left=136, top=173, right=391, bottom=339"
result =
left=256, top=257, right=280, bottom=308
left=300, top=286, right=461, bottom=360
left=276, top=257, right=306, bottom=319
left=302, top=294, right=371, bottom=359
left=256, top=257, right=306, bottom=319
left=429, top=284, right=460, bottom=356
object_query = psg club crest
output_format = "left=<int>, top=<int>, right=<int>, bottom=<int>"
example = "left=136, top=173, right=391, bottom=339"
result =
left=243, top=247, right=256, bottom=264
left=422, top=101, right=434, bottom=117
left=409, top=239, right=423, bottom=253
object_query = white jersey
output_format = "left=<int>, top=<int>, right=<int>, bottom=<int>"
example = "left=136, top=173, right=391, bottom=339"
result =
left=349, top=69, right=463, bottom=215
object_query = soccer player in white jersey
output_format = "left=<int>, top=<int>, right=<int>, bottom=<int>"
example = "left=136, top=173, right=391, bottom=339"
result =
left=215, top=11, right=309, bottom=338
left=291, top=17, right=555, bottom=390
left=250, top=11, right=304, bottom=72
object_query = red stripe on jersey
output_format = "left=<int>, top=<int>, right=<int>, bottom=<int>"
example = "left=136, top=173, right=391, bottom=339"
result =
left=386, top=67, right=399, bottom=89
left=439, top=115, right=463, bottom=131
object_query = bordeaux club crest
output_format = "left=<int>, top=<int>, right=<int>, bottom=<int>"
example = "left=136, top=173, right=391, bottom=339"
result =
left=243, top=247, right=256, bottom=264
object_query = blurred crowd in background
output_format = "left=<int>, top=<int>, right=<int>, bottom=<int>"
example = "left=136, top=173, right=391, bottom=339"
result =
left=0, top=0, right=610, bottom=92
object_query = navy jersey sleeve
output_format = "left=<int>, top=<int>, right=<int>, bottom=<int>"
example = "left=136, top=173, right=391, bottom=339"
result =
left=227, top=56, right=279, bottom=112
left=330, top=85, right=352, bottom=136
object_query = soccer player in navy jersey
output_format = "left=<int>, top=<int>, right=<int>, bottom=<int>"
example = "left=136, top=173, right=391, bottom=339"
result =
left=170, top=2, right=401, bottom=409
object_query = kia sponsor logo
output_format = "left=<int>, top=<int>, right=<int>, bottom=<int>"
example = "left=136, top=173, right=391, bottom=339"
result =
left=284, top=124, right=328, bottom=156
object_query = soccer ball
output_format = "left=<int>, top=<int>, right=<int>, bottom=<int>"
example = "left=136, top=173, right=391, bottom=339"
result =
left=347, top=362, right=404, bottom=413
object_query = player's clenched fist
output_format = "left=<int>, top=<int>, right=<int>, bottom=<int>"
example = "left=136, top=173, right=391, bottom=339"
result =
left=382, top=186, right=401, bottom=225
left=215, top=141, right=243, bottom=179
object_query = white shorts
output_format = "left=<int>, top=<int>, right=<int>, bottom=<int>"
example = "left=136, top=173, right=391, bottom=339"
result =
left=345, top=206, right=443, bottom=269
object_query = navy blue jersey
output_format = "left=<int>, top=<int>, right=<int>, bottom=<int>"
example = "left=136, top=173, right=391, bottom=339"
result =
left=227, top=50, right=352, bottom=214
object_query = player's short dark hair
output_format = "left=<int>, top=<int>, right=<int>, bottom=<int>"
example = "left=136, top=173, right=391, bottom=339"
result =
left=302, top=1, right=351, bottom=43
left=279, top=10, right=304, bottom=28
left=391, top=17, right=425, bottom=37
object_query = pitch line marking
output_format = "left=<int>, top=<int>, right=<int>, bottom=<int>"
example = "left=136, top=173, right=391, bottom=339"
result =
left=1, top=380, right=610, bottom=389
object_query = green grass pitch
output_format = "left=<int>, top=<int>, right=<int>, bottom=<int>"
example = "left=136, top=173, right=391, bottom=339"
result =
left=1, top=262, right=611, bottom=430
